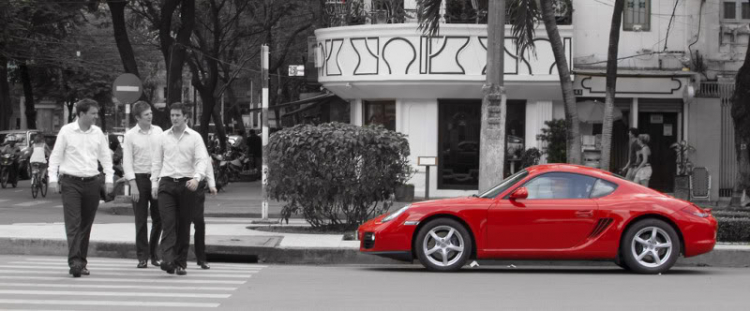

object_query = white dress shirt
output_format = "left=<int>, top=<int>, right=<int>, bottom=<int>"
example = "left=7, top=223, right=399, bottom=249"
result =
left=151, top=126, right=208, bottom=183
left=48, top=121, right=114, bottom=183
left=203, top=144, right=216, bottom=189
left=122, top=124, right=163, bottom=180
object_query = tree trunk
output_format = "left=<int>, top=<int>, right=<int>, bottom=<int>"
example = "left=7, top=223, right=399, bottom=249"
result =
left=108, top=0, right=140, bottom=77
left=540, top=0, right=580, bottom=164
left=19, top=61, right=36, bottom=130
left=212, top=105, right=227, bottom=152
left=600, top=0, right=625, bottom=172
left=730, top=41, right=750, bottom=206
left=478, top=0, right=506, bottom=192
left=160, top=0, right=195, bottom=113
left=0, top=55, right=11, bottom=130
left=225, top=84, right=247, bottom=138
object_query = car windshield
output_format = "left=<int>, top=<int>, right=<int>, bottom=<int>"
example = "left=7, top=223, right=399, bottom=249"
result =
left=478, top=169, right=529, bottom=199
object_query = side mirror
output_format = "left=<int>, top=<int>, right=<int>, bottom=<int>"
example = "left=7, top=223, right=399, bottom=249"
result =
left=510, top=187, right=528, bottom=200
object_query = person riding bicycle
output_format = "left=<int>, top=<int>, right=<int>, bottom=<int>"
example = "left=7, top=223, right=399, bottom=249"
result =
left=1, top=136, right=21, bottom=180
left=29, top=134, right=51, bottom=182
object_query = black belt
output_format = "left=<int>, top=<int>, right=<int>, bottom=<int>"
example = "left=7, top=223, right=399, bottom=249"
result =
left=61, top=174, right=99, bottom=182
left=161, top=177, right=192, bottom=183
left=135, top=173, right=151, bottom=178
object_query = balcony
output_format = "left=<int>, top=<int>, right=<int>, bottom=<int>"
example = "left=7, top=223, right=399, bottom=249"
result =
left=314, top=23, right=574, bottom=99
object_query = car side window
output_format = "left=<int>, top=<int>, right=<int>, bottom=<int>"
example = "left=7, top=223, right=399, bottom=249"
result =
left=522, top=172, right=597, bottom=200
left=590, top=179, right=618, bottom=198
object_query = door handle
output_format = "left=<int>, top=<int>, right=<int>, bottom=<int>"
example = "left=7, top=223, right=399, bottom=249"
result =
left=576, top=210, right=594, bottom=218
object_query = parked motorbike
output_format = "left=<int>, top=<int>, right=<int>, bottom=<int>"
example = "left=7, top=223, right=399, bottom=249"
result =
left=0, top=153, right=19, bottom=188
left=211, top=153, right=229, bottom=191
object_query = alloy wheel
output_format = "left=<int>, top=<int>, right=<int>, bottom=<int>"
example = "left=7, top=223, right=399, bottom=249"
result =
left=422, top=225, right=466, bottom=268
left=630, top=226, right=673, bottom=269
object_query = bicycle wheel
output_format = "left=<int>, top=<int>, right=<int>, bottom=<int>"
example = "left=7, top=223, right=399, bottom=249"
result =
left=31, top=176, right=38, bottom=198
left=41, top=177, right=48, bottom=197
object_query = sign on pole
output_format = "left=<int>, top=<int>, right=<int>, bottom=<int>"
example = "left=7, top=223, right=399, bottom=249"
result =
left=113, top=73, right=143, bottom=129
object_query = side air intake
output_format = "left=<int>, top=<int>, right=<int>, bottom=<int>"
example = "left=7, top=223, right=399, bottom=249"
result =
left=589, top=218, right=614, bottom=238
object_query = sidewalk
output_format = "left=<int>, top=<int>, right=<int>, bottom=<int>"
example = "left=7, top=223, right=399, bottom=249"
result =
left=0, top=218, right=748, bottom=267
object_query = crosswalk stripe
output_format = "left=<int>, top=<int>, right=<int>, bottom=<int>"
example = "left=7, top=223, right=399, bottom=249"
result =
left=0, top=270, right=254, bottom=278
left=0, top=282, right=236, bottom=291
left=0, top=299, right=220, bottom=308
left=21, top=258, right=268, bottom=268
left=15, top=261, right=264, bottom=270
left=3, top=264, right=261, bottom=273
left=0, top=199, right=9, bottom=202
left=12, top=201, right=50, bottom=207
left=0, top=276, right=246, bottom=284
left=0, top=289, right=231, bottom=299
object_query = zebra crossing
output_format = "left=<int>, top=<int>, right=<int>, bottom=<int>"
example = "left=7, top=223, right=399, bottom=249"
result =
left=0, top=256, right=265, bottom=309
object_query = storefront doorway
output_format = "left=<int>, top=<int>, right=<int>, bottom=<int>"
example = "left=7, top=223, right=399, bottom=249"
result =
left=638, top=112, right=678, bottom=193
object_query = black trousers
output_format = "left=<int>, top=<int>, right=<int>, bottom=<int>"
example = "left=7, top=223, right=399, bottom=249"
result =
left=132, top=174, right=162, bottom=261
left=194, top=181, right=207, bottom=263
left=158, top=178, right=196, bottom=269
left=60, top=176, right=100, bottom=268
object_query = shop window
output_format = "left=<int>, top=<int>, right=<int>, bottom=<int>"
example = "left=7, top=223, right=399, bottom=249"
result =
left=723, top=1, right=750, bottom=21
left=623, top=0, right=650, bottom=31
left=364, top=100, right=396, bottom=131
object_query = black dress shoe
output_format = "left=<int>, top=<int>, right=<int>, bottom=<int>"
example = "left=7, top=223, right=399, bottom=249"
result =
left=175, top=266, right=187, bottom=276
left=81, top=268, right=90, bottom=276
left=197, top=262, right=211, bottom=270
left=151, top=259, right=162, bottom=267
left=137, top=260, right=148, bottom=268
left=160, top=262, right=175, bottom=274
left=69, top=266, right=82, bottom=278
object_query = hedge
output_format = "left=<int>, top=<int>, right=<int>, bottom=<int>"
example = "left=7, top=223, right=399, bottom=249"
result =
left=716, top=217, right=750, bottom=242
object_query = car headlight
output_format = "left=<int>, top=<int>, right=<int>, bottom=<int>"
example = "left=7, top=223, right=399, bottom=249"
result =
left=382, top=205, right=410, bottom=223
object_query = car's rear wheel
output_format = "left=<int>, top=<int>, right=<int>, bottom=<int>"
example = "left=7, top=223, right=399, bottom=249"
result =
left=621, top=219, right=681, bottom=274
left=415, top=218, right=472, bottom=272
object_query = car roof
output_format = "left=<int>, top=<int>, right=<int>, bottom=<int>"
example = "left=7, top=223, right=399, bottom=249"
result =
left=526, top=164, right=618, bottom=179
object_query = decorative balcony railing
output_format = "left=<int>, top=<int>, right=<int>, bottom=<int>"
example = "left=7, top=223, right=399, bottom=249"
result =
left=697, top=81, right=735, bottom=99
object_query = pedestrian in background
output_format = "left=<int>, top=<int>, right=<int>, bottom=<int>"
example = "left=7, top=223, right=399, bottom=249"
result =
left=620, top=128, right=641, bottom=181
left=123, top=101, right=163, bottom=269
left=29, top=134, right=50, bottom=181
left=48, top=98, right=114, bottom=278
left=193, top=143, right=217, bottom=270
left=247, top=129, right=261, bottom=170
left=634, top=134, right=652, bottom=187
left=151, top=103, right=209, bottom=276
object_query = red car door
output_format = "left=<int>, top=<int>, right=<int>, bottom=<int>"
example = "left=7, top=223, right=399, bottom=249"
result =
left=486, top=172, right=600, bottom=251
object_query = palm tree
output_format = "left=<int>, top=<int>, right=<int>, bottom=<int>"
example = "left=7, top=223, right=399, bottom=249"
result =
left=417, top=0, right=581, bottom=191
left=599, top=0, right=625, bottom=172
left=730, top=38, right=750, bottom=206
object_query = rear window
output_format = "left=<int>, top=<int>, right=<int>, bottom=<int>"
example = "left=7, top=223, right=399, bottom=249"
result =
left=590, top=179, right=618, bottom=198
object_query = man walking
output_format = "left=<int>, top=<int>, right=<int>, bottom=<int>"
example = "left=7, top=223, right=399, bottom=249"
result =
left=194, top=145, right=218, bottom=270
left=151, top=103, right=208, bottom=276
left=123, top=101, right=163, bottom=268
left=48, top=98, right=114, bottom=278
left=620, top=128, right=641, bottom=181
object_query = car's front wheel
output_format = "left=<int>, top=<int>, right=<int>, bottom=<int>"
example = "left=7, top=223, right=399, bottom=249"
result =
left=621, top=219, right=681, bottom=274
left=415, top=218, right=472, bottom=272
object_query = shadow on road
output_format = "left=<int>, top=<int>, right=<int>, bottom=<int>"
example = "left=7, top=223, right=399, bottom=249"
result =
left=360, top=266, right=714, bottom=275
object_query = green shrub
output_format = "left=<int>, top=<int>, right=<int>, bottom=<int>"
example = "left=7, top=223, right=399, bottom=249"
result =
left=267, top=122, right=412, bottom=229
left=537, top=119, right=567, bottom=163
left=716, top=217, right=750, bottom=242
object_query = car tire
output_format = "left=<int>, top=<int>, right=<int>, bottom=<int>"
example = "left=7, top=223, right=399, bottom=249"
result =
left=415, top=218, right=472, bottom=272
left=620, top=219, right=681, bottom=274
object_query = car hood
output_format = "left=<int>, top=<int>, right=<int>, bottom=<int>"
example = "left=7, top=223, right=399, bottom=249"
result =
left=410, top=196, right=488, bottom=210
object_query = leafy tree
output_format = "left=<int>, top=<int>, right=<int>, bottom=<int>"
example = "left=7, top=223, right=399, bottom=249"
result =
left=730, top=39, right=750, bottom=206
left=538, top=119, right=567, bottom=163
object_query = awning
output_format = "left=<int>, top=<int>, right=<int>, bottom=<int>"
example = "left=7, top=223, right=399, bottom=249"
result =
left=247, top=93, right=336, bottom=113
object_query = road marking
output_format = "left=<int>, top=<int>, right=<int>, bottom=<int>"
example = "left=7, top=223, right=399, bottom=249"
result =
left=20, top=258, right=267, bottom=269
left=53, top=205, right=63, bottom=208
left=0, top=282, right=236, bottom=291
left=0, top=275, right=246, bottom=284
left=12, top=201, right=50, bottom=207
left=0, top=199, right=9, bottom=203
left=0, top=264, right=259, bottom=274
left=13, top=190, right=23, bottom=193
left=0, top=299, right=220, bottom=308
left=14, top=261, right=265, bottom=271
left=0, top=289, right=231, bottom=299
left=0, top=270, right=254, bottom=278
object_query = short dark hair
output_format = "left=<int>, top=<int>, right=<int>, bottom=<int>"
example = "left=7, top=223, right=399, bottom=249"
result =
left=76, top=99, right=100, bottom=116
left=169, top=102, right=191, bottom=117
left=132, top=101, right=151, bottom=119
left=628, top=128, right=639, bottom=136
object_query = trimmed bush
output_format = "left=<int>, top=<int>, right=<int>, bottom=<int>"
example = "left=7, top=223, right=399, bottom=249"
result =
left=267, top=123, right=412, bottom=229
left=716, top=217, right=750, bottom=242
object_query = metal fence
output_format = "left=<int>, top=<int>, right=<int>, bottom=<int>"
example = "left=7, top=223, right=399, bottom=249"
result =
left=699, top=81, right=740, bottom=197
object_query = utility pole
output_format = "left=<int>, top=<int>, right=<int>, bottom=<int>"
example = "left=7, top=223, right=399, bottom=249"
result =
left=253, top=45, right=273, bottom=224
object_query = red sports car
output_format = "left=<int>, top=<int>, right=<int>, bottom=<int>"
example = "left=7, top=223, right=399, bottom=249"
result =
left=358, top=164, right=717, bottom=274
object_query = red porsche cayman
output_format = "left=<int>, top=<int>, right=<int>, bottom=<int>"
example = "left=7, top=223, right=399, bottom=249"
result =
left=358, top=164, right=717, bottom=274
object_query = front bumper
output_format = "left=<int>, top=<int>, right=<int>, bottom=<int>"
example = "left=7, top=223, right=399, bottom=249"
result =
left=357, top=215, right=418, bottom=260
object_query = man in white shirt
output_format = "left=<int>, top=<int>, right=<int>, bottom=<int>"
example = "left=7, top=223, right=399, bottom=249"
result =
left=151, top=103, right=208, bottom=276
left=193, top=135, right=218, bottom=270
left=48, top=98, right=114, bottom=278
left=123, top=101, right=163, bottom=269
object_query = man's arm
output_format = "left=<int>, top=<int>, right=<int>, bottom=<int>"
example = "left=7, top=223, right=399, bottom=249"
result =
left=150, top=134, right=164, bottom=183
left=48, top=129, right=67, bottom=183
left=98, top=132, right=114, bottom=184
left=122, top=132, right=136, bottom=181
left=192, top=135, right=208, bottom=182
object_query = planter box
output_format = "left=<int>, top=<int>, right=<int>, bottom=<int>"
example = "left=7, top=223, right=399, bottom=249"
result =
left=395, top=184, right=414, bottom=202
left=674, top=176, right=690, bottom=200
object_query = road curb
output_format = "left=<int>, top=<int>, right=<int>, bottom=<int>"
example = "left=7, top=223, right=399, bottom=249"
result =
left=1, top=237, right=747, bottom=268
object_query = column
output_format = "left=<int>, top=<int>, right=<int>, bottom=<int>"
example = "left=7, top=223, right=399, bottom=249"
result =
left=631, top=98, right=639, bottom=128
left=683, top=101, right=689, bottom=143
left=351, top=99, right=363, bottom=126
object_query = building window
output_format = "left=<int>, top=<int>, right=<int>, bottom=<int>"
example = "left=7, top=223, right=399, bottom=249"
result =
left=723, top=1, right=750, bottom=21
left=363, top=100, right=396, bottom=131
left=623, top=0, right=650, bottom=31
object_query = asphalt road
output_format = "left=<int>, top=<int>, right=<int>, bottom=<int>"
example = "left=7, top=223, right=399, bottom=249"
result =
left=0, top=255, right=747, bottom=310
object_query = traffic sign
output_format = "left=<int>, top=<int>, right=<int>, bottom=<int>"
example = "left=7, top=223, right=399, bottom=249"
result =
left=112, top=73, right=143, bottom=105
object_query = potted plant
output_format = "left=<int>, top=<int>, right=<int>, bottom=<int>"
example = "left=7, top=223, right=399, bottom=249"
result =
left=671, top=140, right=695, bottom=200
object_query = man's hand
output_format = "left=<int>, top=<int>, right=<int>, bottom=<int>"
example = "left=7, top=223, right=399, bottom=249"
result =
left=105, top=182, right=114, bottom=195
left=186, top=179, right=199, bottom=192
left=151, top=182, right=159, bottom=198
left=130, top=180, right=140, bottom=203
left=209, top=187, right=217, bottom=196
left=52, top=182, right=60, bottom=194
